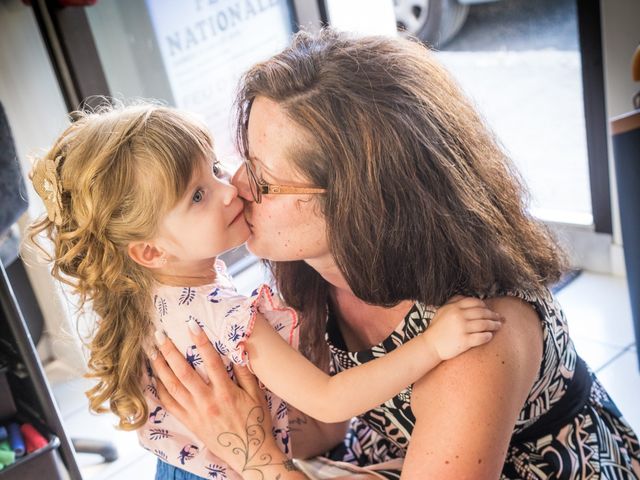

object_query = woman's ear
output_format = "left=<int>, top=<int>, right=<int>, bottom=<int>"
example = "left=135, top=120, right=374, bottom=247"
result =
left=128, top=241, right=166, bottom=269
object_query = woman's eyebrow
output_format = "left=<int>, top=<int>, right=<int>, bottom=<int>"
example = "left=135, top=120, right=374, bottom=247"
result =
left=249, top=155, right=276, bottom=177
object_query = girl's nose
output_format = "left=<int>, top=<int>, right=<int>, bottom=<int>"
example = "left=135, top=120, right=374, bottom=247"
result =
left=231, top=163, right=252, bottom=201
left=221, top=181, right=239, bottom=206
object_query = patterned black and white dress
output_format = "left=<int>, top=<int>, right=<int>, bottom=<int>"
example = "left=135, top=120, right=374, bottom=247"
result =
left=326, top=288, right=640, bottom=479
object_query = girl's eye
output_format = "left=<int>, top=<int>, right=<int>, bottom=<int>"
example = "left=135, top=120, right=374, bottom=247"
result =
left=192, top=189, right=204, bottom=203
left=212, top=161, right=222, bottom=177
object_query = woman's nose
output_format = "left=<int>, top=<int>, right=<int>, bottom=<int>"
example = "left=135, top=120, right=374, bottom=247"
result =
left=231, top=163, right=252, bottom=201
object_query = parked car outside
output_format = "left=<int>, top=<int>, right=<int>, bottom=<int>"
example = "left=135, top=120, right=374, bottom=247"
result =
left=394, top=0, right=504, bottom=47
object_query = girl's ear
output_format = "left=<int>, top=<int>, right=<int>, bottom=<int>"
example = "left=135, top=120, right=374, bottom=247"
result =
left=128, top=241, right=166, bottom=269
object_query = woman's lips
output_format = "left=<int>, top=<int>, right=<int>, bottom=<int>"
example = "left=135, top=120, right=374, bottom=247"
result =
left=230, top=210, right=244, bottom=226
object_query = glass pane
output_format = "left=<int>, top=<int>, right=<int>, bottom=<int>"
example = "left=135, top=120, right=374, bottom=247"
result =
left=398, top=0, right=592, bottom=225
left=86, top=0, right=296, bottom=273
left=86, top=0, right=295, bottom=160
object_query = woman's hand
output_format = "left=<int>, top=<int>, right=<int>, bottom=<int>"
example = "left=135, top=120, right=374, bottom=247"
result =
left=150, top=323, right=306, bottom=479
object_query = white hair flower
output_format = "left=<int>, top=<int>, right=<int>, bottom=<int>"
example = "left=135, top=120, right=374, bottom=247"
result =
left=30, top=155, right=63, bottom=226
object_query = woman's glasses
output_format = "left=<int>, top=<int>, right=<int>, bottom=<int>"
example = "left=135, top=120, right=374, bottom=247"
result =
left=244, top=160, right=326, bottom=204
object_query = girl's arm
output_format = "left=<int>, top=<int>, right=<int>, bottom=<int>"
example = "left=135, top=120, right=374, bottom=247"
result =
left=287, top=406, right=349, bottom=459
left=246, top=297, right=503, bottom=423
left=400, top=296, right=543, bottom=479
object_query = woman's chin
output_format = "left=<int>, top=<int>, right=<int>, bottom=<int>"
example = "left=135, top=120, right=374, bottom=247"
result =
left=245, top=236, right=263, bottom=258
left=245, top=236, right=281, bottom=261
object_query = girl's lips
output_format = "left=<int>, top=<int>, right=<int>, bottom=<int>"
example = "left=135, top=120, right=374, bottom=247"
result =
left=230, top=210, right=244, bottom=226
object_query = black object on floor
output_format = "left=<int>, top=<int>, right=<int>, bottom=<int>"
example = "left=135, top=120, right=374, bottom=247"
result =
left=0, top=261, right=82, bottom=479
left=550, top=269, right=583, bottom=294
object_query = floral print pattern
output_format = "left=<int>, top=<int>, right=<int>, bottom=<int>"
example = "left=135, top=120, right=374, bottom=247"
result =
left=139, top=260, right=299, bottom=479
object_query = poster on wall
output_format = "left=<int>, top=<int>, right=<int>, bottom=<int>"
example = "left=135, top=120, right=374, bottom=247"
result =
left=145, top=0, right=295, bottom=161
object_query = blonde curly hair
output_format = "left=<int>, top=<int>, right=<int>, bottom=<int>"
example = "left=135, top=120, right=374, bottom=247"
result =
left=27, top=101, right=214, bottom=430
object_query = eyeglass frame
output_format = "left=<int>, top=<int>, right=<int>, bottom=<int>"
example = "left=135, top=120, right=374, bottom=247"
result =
left=243, top=160, right=326, bottom=203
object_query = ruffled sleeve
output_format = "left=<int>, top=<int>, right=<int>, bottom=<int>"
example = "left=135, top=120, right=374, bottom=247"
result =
left=204, top=284, right=299, bottom=367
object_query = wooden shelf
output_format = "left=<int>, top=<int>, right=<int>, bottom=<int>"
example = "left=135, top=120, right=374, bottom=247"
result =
left=611, top=109, right=640, bottom=135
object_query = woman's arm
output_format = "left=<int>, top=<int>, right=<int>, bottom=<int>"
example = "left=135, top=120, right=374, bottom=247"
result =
left=401, top=296, right=543, bottom=479
left=151, top=329, right=307, bottom=480
left=287, top=406, right=349, bottom=459
left=247, top=297, right=502, bottom=423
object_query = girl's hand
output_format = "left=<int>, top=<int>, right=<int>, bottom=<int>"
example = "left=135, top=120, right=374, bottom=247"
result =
left=150, top=324, right=306, bottom=479
left=427, top=296, right=504, bottom=360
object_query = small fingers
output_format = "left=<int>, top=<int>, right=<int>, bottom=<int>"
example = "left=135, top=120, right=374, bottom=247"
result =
left=466, top=318, right=503, bottom=333
left=460, top=307, right=504, bottom=322
left=467, top=331, right=495, bottom=347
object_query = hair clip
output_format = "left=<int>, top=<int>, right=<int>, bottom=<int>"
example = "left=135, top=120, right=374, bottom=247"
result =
left=30, top=155, right=63, bottom=226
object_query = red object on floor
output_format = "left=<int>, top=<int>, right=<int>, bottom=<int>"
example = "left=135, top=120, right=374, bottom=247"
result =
left=21, top=0, right=98, bottom=6
left=20, top=423, right=48, bottom=453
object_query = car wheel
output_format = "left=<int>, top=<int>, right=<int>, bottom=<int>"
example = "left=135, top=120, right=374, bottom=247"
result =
left=394, top=0, right=470, bottom=47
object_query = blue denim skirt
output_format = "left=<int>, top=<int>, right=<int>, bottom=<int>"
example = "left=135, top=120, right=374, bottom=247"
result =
left=155, top=459, right=210, bottom=480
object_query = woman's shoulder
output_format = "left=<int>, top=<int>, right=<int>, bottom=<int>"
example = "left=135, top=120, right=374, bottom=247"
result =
left=413, top=291, right=545, bottom=405
left=411, top=296, right=544, bottom=443
left=485, top=294, right=541, bottom=323
left=481, top=285, right=562, bottom=330
left=484, top=290, right=548, bottom=348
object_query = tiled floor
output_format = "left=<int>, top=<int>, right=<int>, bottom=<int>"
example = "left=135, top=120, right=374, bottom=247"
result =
left=47, top=270, right=640, bottom=479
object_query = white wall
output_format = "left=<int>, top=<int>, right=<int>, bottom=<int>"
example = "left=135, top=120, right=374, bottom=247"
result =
left=600, top=0, right=640, bottom=275
left=601, top=1, right=639, bottom=118
left=0, top=0, right=86, bottom=374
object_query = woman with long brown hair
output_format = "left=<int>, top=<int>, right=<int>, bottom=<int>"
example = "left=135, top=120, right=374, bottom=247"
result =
left=151, top=29, right=640, bottom=479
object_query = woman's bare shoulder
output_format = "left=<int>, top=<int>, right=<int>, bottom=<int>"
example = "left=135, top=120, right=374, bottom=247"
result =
left=412, top=293, right=544, bottom=412
left=484, top=294, right=541, bottom=325
left=404, top=294, right=545, bottom=477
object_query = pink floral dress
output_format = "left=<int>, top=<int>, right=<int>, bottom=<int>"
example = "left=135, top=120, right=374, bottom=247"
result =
left=138, top=260, right=299, bottom=479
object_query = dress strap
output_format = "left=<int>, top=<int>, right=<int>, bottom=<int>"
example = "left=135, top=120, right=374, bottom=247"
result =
left=511, top=356, right=592, bottom=444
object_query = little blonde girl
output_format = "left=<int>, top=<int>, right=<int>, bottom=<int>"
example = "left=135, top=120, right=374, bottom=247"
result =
left=28, top=103, right=503, bottom=479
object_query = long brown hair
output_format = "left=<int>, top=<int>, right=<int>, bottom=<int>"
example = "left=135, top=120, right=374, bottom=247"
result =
left=27, top=102, right=213, bottom=429
left=235, top=29, right=567, bottom=365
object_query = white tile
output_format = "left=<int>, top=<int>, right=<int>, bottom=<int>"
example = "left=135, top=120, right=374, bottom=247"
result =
left=570, top=336, right=627, bottom=372
left=556, top=272, right=636, bottom=348
left=46, top=359, right=86, bottom=385
left=51, top=376, right=95, bottom=418
left=596, top=348, right=640, bottom=434
left=96, top=452, right=157, bottom=480
left=62, top=405, right=150, bottom=480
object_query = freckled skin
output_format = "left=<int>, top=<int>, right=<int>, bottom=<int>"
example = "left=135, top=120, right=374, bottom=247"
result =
left=232, top=96, right=330, bottom=264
